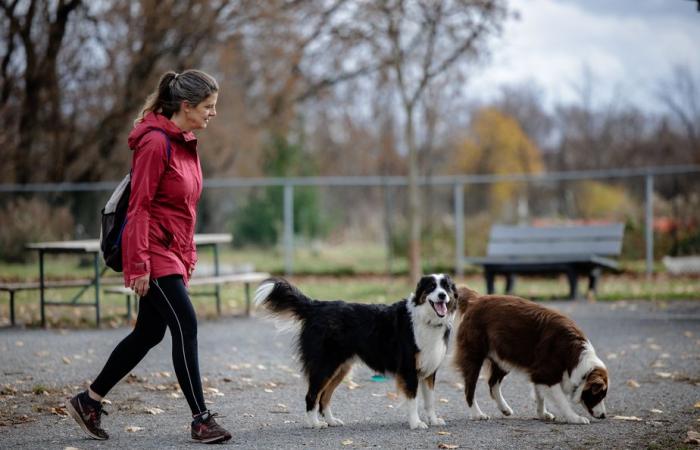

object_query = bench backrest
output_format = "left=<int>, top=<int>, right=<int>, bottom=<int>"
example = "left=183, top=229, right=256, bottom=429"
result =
left=486, top=223, right=624, bottom=257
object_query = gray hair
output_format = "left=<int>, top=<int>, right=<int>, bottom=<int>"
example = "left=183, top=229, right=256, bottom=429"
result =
left=135, top=69, right=218, bottom=125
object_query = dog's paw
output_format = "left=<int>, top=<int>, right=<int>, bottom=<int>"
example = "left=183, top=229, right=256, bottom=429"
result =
left=429, top=417, right=446, bottom=426
left=539, top=411, right=555, bottom=421
left=409, top=419, right=428, bottom=430
left=305, top=419, right=328, bottom=429
left=325, top=416, right=344, bottom=427
left=500, top=406, right=514, bottom=417
left=469, top=413, right=490, bottom=420
left=566, top=415, right=590, bottom=425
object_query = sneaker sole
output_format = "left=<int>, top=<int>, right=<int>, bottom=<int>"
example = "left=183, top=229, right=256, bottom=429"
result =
left=193, top=434, right=232, bottom=444
left=66, top=400, right=108, bottom=441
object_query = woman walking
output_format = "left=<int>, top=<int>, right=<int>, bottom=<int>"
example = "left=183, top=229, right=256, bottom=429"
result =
left=67, top=69, right=231, bottom=444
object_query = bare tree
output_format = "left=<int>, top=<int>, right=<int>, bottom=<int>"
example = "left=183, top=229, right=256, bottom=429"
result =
left=0, top=0, right=84, bottom=183
left=658, top=65, right=700, bottom=161
left=366, top=0, right=507, bottom=281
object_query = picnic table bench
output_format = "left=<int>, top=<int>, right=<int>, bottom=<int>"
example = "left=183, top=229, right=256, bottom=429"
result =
left=0, top=278, right=124, bottom=326
left=462, top=223, right=625, bottom=299
left=1, top=234, right=237, bottom=327
left=104, top=271, right=270, bottom=320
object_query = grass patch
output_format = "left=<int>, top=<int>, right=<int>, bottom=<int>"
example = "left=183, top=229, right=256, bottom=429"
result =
left=1, top=241, right=699, bottom=328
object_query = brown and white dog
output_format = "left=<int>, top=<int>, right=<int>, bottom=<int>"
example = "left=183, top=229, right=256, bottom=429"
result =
left=454, top=287, right=608, bottom=424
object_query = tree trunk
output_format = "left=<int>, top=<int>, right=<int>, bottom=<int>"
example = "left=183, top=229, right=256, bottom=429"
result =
left=405, top=103, right=421, bottom=282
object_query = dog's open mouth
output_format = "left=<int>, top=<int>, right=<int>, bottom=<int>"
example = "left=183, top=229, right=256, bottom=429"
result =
left=429, top=300, right=448, bottom=317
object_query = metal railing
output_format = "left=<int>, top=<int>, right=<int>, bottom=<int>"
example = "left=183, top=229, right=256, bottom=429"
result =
left=2, top=164, right=699, bottom=276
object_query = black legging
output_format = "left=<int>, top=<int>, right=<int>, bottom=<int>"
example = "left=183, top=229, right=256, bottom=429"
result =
left=90, top=274, right=206, bottom=415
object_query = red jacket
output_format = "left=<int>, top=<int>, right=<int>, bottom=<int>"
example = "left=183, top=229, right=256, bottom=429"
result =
left=122, top=112, right=202, bottom=286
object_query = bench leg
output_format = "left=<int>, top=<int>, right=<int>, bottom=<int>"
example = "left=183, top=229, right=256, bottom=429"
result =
left=126, top=294, right=132, bottom=322
left=245, top=283, right=251, bottom=316
left=485, top=269, right=496, bottom=294
left=10, top=290, right=16, bottom=326
left=505, top=274, right=516, bottom=295
left=566, top=270, right=579, bottom=300
left=588, top=267, right=601, bottom=300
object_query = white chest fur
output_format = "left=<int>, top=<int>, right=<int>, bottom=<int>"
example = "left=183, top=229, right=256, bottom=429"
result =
left=413, top=324, right=448, bottom=377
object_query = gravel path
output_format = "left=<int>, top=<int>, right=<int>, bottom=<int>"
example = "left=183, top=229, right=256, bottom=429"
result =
left=1, top=299, right=699, bottom=449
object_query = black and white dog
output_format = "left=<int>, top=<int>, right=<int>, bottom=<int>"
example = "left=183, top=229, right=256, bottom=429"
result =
left=254, top=274, right=458, bottom=429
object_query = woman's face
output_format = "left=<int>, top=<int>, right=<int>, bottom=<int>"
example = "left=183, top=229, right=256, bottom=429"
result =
left=184, top=92, right=218, bottom=131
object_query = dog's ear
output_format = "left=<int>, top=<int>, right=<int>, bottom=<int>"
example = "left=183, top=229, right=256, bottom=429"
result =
left=586, top=368, right=608, bottom=395
left=456, top=285, right=479, bottom=315
left=448, top=277, right=458, bottom=299
left=414, top=275, right=434, bottom=302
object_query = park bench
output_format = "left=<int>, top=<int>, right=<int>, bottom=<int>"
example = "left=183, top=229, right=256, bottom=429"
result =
left=104, top=272, right=270, bottom=320
left=0, top=277, right=123, bottom=327
left=462, top=223, right=625, bottom=299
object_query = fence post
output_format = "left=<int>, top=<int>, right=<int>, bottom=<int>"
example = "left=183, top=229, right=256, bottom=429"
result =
left=454, top=182, right=464, bottom=277
left=645, top=174, right=654, bottom=275
left=284, top=183, right=294, bottom=275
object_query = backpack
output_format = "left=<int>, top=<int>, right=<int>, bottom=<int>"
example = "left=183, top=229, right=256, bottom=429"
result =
left=100, top=130, right=171, bottom=272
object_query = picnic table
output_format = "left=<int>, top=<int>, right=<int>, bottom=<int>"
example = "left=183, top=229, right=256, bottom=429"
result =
left=23, top=233, right=232, bottom=327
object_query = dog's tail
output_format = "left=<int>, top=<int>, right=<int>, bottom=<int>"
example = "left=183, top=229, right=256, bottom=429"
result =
left=456, top=285, right=479, bottom=316
left=254, top=277, right=314, bottom=321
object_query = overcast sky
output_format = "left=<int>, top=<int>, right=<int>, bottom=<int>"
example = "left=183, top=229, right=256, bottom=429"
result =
left=467, top=0, right=700, bottom=112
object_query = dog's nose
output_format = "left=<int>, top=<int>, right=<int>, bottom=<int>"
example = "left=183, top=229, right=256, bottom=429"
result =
left=438, top=292, right=446, bottom=300
left=599, top=413, right=606, bottom=419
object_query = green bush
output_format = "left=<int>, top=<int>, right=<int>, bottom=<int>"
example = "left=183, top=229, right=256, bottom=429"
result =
left=231, top=135, right=328, bottom=247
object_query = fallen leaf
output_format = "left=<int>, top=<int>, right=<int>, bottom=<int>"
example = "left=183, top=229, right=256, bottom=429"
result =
left=64, top=447, right=82, bottom=450
left=651, top=361, right=667, bottom=368
left=685, top=430, right=700, bottom=445
left=51, top=406, right=69, bottom=416
left=684, top=331, right=694, bottom=338
left=648, top=344, right=661, bottom=351
left=242, top=413, right=255, bottom=418
left=125, top=426, right=144, bottom=432
left=612, top=415, right=643, bottom=421
left=15, top=341, right=24, bottom=347
left=144, top=407, right=164, bottom=415
left=626, top=380, right=640, bottom=389
left=438, top=444, right=459, bottom=449
left=346, top=380, right=360, bottom=390
left=655, top=372, right=673, bottom=379
left=62, top=356, right=71, bottom=365
left=386, top=392, right=399, bottom=400
left=264, top=388, right=274, bottom=393
left=439, top=398, right=449, bottom=404
left=694, top=401, right=700, bottom=409
left=437, top=431, right=451, bottom=435
left=660, top=353, right=670, bottom=359
left=341, top=439, right=353, bottom=446
left=649, top=409, right=663, bottom=414
left=606, top=353, right=618, bottom=360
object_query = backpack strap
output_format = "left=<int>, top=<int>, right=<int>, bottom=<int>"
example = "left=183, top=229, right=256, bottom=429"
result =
left=129, top=128, right=172, bottom=176
left=153, top=129, right=172, bottom=164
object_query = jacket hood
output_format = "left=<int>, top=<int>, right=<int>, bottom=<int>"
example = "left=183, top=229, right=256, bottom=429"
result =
left=128, top=112, right=197, bottom=151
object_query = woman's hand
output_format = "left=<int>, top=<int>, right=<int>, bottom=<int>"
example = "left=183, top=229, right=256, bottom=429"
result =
left=130, top=273, right=150, bottom=297
left=188, top=265, right=195, bottom=278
